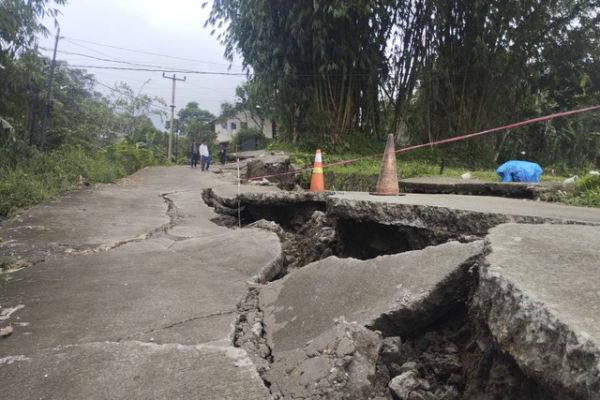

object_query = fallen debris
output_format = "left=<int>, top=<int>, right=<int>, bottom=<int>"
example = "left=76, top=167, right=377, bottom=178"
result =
left=265, top=318, right=384, bottom=400
left=0, top=325, right=13, bottom=338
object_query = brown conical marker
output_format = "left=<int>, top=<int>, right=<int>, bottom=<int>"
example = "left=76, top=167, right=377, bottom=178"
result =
left=370, top=133, right=405, bottom=196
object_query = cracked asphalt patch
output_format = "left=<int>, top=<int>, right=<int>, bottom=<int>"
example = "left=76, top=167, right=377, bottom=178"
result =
left=0, top=166, right=280, bottom=400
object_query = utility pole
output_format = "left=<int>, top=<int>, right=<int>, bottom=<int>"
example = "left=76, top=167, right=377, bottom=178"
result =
left=40, top=27, right=60, bottom=151
left=162, top=72, right=186, bottom=163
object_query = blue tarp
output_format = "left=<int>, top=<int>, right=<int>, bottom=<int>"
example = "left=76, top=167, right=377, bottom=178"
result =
left=496, top=160, right=543, bottom=183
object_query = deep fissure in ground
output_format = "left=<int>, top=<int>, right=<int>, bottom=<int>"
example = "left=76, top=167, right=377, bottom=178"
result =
left=206, top=194, right=559, bottom=399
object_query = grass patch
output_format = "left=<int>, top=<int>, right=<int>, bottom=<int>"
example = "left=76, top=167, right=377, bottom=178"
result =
left=291, top=150, right=502, bottom=191
left=0, top=143, right=164, bottom=217
left=285, top=146, right=597, bottom=207
left=565, top=175, right=600, bottom=207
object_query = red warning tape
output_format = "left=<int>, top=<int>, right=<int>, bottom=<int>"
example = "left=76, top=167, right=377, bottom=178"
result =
left=246, top=104, right=600, bottom=181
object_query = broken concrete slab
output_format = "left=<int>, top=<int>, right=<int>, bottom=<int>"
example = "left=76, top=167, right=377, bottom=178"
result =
left=399, top=177, right=566, bottom=199
left=0, top=340, right=270, bottom=400
left=327, top=192, right=600, bottom=240
left=478, top=223, right=600, bottom=399
left=329, top=192, right=600, bottom=224
left=256, top=241, right=483, bottom=399
left=260, top=240, right=484, bottom=353
left=265, top=318, right=384, bottom=400
left=205, top=188, right=330, bottom=232
left=245, top=151, right=302, bottom=190
left=169, top=228, right=281, bottom=282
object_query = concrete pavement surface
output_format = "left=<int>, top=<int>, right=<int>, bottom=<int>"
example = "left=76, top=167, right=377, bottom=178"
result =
left=479, top=223, right=600, bottom=398
left=2, top=161, right=600, bottom=399
left=0, top=166, right=279, bottom=400
left=329, top=191, right=600, bottom=225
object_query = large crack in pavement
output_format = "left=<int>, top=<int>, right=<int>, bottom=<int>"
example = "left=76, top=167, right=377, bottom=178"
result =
left=0, top=191, right=190, bottom=274
left=204, top=189, right=600, bottom=400
left=2, top=165, right=598, bottom=399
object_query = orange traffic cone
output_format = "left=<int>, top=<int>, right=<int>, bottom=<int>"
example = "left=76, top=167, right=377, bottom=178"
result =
left=371, top=134, right=405, bottom=196
left=310, top=149, right=325, bottom=191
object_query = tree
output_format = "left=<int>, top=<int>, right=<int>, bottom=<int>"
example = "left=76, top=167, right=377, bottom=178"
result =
left=0, top=0, right=65, bottom=57
left=109, top=82, right=167, bottom=140
left=177, top=101, right=215, bottom=127
left=389, top=0, right=600, bottom=166
left=208, top=0, right=396, bottom=144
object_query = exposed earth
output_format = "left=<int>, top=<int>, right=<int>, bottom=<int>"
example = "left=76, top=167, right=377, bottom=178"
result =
left=1, top=152, right=599, bottom=399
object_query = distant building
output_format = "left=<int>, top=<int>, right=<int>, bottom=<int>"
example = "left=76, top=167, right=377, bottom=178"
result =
left=214, top=110, right=275, bottom=143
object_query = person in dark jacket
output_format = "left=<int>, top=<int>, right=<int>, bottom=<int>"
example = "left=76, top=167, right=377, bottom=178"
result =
left=219, top=143, right=227, bottom=165
left=190, top=140, right=199, bottom=168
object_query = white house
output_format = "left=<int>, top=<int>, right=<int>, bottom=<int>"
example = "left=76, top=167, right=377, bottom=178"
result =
left=214, top=110, right=275, bottom=143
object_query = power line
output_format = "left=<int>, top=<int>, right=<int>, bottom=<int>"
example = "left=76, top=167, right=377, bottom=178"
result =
left=67, top=64, right=250, bottom=76
left=94, top=80, right=170, bottom=111
left=63, top=36, right=243, bottom=68
left=39, top=47, right=247, bottom=75
left=56, top=63, right=374, bottom=79
left=40, top=39, right=377, bottom=81
left=60, top=39, right=130, bottom=64
left=50, top=38, right=375, bottom=78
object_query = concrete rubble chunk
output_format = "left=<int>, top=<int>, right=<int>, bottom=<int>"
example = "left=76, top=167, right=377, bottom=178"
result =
left=389, top=370, right=420, bottom=399
left=265, top=318, right=383, bottom=400
left=245, top=153, right=303, bottom=190
left=478, top=223, right=600, bottom=399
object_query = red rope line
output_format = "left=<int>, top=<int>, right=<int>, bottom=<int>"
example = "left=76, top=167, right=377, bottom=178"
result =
left=246, top=105, right=600, bottom=181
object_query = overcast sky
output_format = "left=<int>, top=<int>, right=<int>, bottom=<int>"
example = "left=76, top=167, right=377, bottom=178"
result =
left=38, top=0, right=246, bottom=127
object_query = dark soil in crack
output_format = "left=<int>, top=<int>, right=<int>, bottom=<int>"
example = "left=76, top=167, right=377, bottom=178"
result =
left=380, top=302, right=557, bottom=400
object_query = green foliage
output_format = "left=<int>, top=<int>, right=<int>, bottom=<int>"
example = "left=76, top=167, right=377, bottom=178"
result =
left=233, top=127, right=267, bottom=148
left=210, top=0, right=600, bottom=169
left=0, top=0, right=65, bottom=57
left=209, top=0, right=395, bottom=143
left=564, top=174, right=600, bottom=207
left=171, top=101, right=215, bottom=132
left=0, top=143, right=163, bottom=217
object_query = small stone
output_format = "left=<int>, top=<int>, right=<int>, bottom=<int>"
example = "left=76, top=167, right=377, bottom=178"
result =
left=0, top=325, right=13, bottom=337
left=419, top=378, right=431, bottom=391
left=444, top=343, right=458, bottom=353
left=389, top=371, right=420, bottom=399
left=251, top=322, right=263, bottom=337
left=335, top=337, right=355, bottom=356
left=257, top=343, right=271, bottom=358
left=398, top=361, right=419, bottom=373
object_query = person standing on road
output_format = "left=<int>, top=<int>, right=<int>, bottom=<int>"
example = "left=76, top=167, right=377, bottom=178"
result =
left=219, top=143, right=227, bottom=165
left=190, top=140, right=200, bottom=168
left=200, top=140, right=210, bottom=171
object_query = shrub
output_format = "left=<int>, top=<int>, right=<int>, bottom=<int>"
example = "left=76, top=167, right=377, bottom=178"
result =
left=233, top=127, right=267, bottom=148
left=0, top=143, right=163, bottom=217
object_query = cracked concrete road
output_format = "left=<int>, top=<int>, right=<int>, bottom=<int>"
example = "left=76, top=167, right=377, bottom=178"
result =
left=0, top=166, right=280, bottom=400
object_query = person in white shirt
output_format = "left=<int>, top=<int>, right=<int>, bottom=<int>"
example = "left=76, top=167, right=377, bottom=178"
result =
left=200, top=141, right=210, bottom=171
